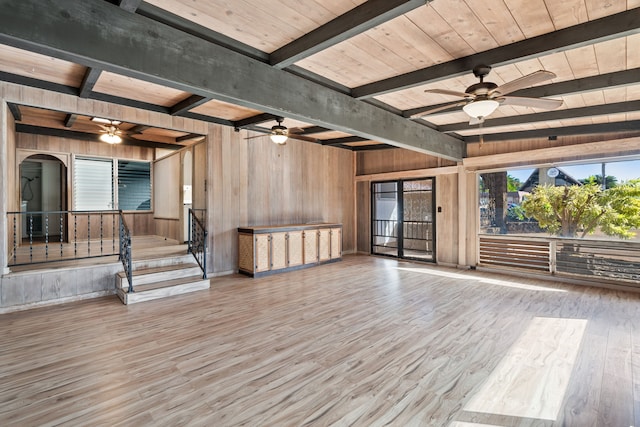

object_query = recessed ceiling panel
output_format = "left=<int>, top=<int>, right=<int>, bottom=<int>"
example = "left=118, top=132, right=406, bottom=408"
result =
left=190, top=99, right=263, bottom=121
left=0, top=44, right=85, bottom=87
left=144, top=0, right=365, bottom=53
left=92, top=71, right=191, bottom=107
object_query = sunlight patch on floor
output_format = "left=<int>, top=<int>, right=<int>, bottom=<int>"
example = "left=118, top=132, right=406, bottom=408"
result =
left=395, top=267, right=566, bottom=292
left=463, top=317, right=587, bottom=421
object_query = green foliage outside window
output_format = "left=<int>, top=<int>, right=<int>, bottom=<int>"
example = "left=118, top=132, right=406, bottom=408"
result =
left=521, top=180, right=640, bottom=238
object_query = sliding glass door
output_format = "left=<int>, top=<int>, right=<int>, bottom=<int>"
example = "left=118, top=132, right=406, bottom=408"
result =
left=371, top=178, right=435, bottom=262
left=371, top=181, right=399, bottom=257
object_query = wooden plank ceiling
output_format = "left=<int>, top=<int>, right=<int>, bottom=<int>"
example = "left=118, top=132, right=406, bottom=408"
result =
left=0, top=0, right=638, bottom=153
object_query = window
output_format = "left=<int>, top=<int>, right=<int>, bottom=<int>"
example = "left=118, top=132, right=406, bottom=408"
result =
left=479, top=159, right=640, bottom=239
left=74, top=156, right=151, bottom=211
left=74, top=157, right=113, bottom=210
left=118, top=160, right=151, bottom=210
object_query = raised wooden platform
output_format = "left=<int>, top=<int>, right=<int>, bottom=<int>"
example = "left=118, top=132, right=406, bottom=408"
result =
left=8, top=235, right=187, bottom=272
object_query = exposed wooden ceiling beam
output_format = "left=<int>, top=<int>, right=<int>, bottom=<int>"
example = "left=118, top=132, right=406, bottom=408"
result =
left=136, top=2, right=269, bottom=63
left=285, top=65, right=352, bottom=94
left=7, top=102, right=21, bottom=121
left=463, top=121, right=640, bottom=143
left=233, top=113, right=280, bottom=129
left=176, top=133, right=204, bottom=142
left=179, top=112, right=235, bottom=127
left=403, top=69, right=640, bottom=118
left=0, top=71, right=77, bottom=95
left=127, top=124, right=150, bottom=134
left=0, top=0, right=465, bottom=159
left=170, top=95, right=210, bottom=116
left=298, top=126, right=332, bottom=135
left=136, top=3, right=359, bottom=95
left=78, top=67, right=102, bottom=98
left=322, top=136, right=370, bottom=145
left=63, top=113, right=77, bottom=128
left=0, top=70, right=237, bottom=127
left=352, top=9, right=640, bottom=99
left=440, top=100, right=640, bottom=133
left=270, top=0, right=428, bottom=69
left=351, top=144, right=395, bottom=151
left=15, top=124, right=183, bottom=150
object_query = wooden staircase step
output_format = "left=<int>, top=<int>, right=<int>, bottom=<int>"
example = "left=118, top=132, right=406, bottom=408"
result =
left=116, top=263, right=203, bottom=288
left=116, top=275, right=210, bottom=305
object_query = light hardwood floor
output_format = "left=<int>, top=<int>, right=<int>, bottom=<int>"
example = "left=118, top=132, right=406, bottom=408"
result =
left=1, top=255, right=639, bottom=426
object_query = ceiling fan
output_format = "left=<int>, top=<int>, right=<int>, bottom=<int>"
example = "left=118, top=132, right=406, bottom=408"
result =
left=92, top=117, right=125, bottom=144
left=410, top=64, right=563, bottom=124
left=244, top=117, right=318, bottom=145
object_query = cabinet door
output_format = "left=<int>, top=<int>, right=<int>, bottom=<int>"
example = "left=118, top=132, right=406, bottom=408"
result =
left=303, top=230, right=318, bottom=264
left=255, top=234, right=271, bottom=272
left=270, top=232, right=287, bottom=270
left=318, top=229, right=331, bottom=262
left=238, top=233, right=255, bottom=272
left=288, top=231, right=303, bottom=267
left=330, top=227, right=342, bottom=259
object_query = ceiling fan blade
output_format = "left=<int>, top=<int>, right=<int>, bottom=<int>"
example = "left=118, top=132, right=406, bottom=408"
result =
left=288, top=134, right=318, bottom=143
left=491, top=70, right=556, bottom=96
left=424, top=88, right=471, bottom=98
left=500, top=96, right=563, bottom=110
left=288, top=127, right=304, bottom=134
left=409, top=100, right=468, bottom=119
left=244, top=134, right=269, bottom=140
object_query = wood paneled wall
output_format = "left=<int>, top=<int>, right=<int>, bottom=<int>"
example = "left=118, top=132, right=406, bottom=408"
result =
left=207, top=124, right=355, bottom=275
left=466, top=133, right=640, bottom=159
left=435, top=173, right=458, bottom=265
left=16, top=134, right=154, bottom=162
left=356, top=181, right=370, bottom=253
left=355, top=147, right=460, bottom=265
left=357, top=148, right=456, bottom=176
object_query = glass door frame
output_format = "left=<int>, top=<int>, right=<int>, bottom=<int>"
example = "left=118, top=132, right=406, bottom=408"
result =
left=370, top=177, right=436, bottom=262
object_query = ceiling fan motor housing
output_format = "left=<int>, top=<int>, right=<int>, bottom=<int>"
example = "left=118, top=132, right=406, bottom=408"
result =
left=465, top=81, right=497, bottom=96
left=272, top=124, right=287, bottom=135
left=472, top=64, right=492, bottom=80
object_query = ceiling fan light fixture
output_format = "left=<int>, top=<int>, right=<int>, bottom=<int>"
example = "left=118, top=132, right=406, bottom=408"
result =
left=463, top=99, right=499, bottom=119
left=270, top=133, right=288, bottom=144
left=100, top=132, right=122, bottom=144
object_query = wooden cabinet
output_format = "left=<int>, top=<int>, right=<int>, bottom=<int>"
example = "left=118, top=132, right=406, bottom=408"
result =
left=288, top=231, right=303, bottom=267
left=331, top=227, right=342, bottom=259
left=303, top=229, right=318, bottom=265
left=238, top=223, right=342, bottom=277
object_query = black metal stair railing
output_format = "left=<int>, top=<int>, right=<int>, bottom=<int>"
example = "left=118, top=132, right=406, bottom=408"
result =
left=6, top=210, right=120, bottom=266
left=187, top=208, right=208, bottom=279
left=118, top=211, right=134, bottom=293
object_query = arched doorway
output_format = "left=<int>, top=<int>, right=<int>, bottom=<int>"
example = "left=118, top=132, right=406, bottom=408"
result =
left=19, top=154, right=67, bottom=241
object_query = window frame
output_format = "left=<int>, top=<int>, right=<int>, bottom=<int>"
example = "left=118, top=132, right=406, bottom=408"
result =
left=72, top=154, right=153, bottom=213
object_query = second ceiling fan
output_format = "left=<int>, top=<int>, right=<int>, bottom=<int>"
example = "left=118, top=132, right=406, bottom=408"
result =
left=410, top=64, right=563, bottom=124
left=245, top=117, right=318, bottom=145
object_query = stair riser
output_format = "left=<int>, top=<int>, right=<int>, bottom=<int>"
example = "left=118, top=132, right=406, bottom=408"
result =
left=117, top=280, right=210, bottom=304
left=117, top=266, right=203, bottom=288
left=131, top=255, right=194, bottom=270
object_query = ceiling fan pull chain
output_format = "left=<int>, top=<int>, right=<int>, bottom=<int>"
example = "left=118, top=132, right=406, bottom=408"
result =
left=479, top=120, right=484, bottom=148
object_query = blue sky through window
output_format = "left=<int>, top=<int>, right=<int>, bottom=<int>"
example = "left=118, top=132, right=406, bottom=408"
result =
left=509, top=159, right=640, bottom=184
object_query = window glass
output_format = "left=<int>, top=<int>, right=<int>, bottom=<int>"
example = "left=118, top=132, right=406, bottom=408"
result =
left=479, top=159, right=640, bottom=241
left=118, top=160, right=151, bottom=211
left=74, top=157, right=113, bottom=210
left=74, top=157, right=151, bottom=211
